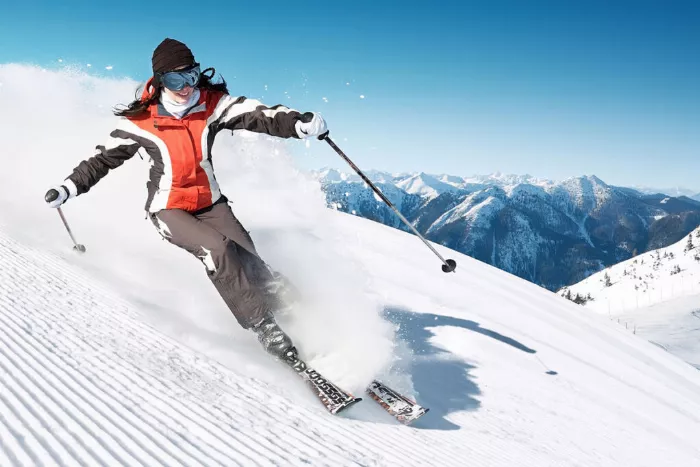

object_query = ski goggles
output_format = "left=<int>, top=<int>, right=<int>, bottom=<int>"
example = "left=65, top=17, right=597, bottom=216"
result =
left=160, top=64, right=201, bottom=91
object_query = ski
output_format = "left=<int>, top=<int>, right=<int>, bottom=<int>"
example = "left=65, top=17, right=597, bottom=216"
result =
left=284, top=352, right=362, bottom=415
left=366, top=380, right=429, bottom=425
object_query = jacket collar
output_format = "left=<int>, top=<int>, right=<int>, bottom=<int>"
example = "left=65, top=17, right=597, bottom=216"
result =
left=141, top=78, right=207, bottom=122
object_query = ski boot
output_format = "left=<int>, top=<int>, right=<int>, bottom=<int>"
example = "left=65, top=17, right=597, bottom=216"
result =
left=252, top=314, right=297, bottom=361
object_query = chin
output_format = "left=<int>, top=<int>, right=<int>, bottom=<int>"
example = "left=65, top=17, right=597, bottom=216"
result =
left=167, top=88, right=194, bottom=103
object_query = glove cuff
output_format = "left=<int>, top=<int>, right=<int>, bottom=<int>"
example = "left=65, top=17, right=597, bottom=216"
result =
left=63, top=179, right=78, bottom=199
left=294, top=120, right=307, bottom=139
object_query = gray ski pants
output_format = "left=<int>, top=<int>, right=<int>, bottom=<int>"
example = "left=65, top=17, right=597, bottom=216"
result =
left=150, top=198, right=276, bottom=329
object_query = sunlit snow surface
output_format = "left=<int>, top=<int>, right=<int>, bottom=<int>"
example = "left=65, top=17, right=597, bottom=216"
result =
left=565, top=226, right=700, bottom=369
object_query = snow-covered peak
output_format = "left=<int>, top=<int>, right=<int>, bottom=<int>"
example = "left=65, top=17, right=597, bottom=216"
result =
left=558, top=174, right=609, bottom=191
left=547, top=174, right=612, bottom=211
left=314, top=167, right=347, bottom=182
left=504, top=181, right=550, bottom=198
left=462, top=172, right=552, bottom=189
left=436, top=173, right=469, bottom=188
left=395, top=172, right=458, bottom=199
left=429, top=188, right=506, bottom=233
left=314, top=168, right=615, bottom=201
left=364, top=169, right=402, bottom=184
left=312, top=168, right=404, bottom=185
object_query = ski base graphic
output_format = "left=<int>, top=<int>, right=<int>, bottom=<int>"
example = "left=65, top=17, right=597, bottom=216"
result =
left=366, top=380, right=429, bottom=425
left=285, top=354, right=362, bottom=414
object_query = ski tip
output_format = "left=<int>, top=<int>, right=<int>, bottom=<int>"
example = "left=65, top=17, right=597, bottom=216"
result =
left=332, top=397, right=363, bottom=415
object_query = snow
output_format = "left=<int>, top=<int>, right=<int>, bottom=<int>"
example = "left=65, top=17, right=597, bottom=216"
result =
left=1, top=64, right=700, bottom=466
left=428, top=190, right=505, bottom=233
left=615, top=295, right=700, bottom=369
left=564, top=227, right=700, bottom=313
left=562, top=227, right=700, bottom=368
left=395, top=172, right=457, bottom=200
left=463, top=172, right=553, bottom=191
left=316, top=169, right=617, bottom=219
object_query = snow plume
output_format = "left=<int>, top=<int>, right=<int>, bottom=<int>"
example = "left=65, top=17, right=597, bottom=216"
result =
left=0, top=63, right=394, bottom=391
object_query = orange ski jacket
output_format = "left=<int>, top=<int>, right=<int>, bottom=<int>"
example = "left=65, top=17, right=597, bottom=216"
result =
left=65, top=81, right=303, bottom=213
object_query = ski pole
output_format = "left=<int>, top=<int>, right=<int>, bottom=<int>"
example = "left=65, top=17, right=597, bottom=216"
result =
left=44, top=189, right=87, bottom=253
left=302, top=113, right=456, bottom=273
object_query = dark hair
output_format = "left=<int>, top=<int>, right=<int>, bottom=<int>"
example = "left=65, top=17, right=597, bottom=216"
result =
left=113, top=67, right=229, bottom=118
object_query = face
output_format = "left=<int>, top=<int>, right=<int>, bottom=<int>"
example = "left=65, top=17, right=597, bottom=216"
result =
left=162, top=85, right=194, bottom=104
left=161, top=64, right=197, bottom=104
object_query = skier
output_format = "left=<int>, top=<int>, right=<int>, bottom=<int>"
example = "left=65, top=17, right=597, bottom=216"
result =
left=44, top=38, right=327, bottom=361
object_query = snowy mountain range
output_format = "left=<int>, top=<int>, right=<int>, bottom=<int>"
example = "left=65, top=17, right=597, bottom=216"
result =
left=561, top=226, right=700, bottom=369
left=313, top=169, right=700, bottom=291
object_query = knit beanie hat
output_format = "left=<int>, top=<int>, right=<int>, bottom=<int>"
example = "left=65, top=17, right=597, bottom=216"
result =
left=151, top=38, right=196, bottom=74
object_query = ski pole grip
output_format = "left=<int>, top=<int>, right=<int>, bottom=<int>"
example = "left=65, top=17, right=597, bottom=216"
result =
left=45, top=189, right=59, bottom=203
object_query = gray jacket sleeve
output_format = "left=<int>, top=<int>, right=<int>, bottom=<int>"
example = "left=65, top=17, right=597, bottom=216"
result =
left=212, top=95, right=302, bottom=139
left=66, top=126, right=142, bottom=196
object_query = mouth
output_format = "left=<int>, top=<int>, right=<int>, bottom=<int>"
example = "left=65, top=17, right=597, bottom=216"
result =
left=175, top=88, right=192, bottom=98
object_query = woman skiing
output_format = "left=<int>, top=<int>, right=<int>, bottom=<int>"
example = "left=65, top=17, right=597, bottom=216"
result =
left=44, top=38, right=327, bottom=361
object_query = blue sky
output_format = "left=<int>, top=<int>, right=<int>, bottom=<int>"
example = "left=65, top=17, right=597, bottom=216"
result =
left=2, top=0, right=699, bottom=191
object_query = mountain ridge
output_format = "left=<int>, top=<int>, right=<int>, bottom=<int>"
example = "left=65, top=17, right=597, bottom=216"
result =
left=313, top=169, right=700, bottom=290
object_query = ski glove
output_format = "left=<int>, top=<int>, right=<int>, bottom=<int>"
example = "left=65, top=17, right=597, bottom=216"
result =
left=295, top=113, right=327, bottom=139
left=45, top=180, right=77, bottom=208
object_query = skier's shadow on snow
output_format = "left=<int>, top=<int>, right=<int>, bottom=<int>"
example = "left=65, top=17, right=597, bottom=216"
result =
left=383, top=307, right=536, bottom=431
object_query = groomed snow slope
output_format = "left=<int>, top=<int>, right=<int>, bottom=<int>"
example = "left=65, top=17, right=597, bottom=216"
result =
left=2, top=214, right=700, bottom=466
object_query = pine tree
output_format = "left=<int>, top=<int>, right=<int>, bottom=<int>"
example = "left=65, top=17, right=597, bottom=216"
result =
left=685, top=234, right=694, bottom=253
left=604, top=272, right=612, bottom=287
